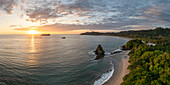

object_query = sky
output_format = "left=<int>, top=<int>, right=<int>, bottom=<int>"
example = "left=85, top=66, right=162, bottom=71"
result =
left=0, top=0, right=170, bottom=34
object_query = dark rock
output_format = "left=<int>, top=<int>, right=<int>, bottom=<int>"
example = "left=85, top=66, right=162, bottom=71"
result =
left=120, top=45, right=129, bottom=50
left=95, top=55, right=104, bottom=60
left=94, top=44, right=105, bottom=59
left=41, top=34, right=51, bottom=36
left=62, top=37, right=66, bottom=39
left=94, top=44, right=105, bottom=55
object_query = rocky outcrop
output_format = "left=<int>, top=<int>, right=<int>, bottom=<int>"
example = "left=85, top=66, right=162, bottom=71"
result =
left=94, top=44, right=105, bottom=55
left=95, top=55, right=104, bottom=60
left=120, top=45, right=129, bottom=50
left=62, top=37, right=66, bottom=39
left=41, top=34, right=51, bottom=36
left=94, top=44, right=105, bottom=59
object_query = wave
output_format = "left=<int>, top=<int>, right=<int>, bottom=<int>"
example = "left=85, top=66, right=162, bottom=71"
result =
left=88, top=51, right=96, bottom=55
left=110, top=48, right=123, bottom=55
left=94, top=63, right=114, bottom=85
left=105, top=52, right=111, bottom=55
left=114, top=48, right=122, bottom=52
left=88, top=51, right=111, bottom=55
left=88, top=48, right=123, bottom=56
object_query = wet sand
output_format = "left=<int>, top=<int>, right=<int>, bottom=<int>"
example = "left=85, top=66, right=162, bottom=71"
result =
left=104, top=51, right=130, bottom=85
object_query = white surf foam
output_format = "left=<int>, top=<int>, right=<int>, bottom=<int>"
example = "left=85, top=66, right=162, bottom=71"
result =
left=94, top=64, right=114, bottom=85
left=114, top=48, right=122, bottom=52
left=88, top=51, right=111, bottom=55
left=88, top=51, right=96, bottom=55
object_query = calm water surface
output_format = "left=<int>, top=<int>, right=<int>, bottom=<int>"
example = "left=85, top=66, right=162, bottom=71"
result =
left=0, top=35, right=128, bottom=85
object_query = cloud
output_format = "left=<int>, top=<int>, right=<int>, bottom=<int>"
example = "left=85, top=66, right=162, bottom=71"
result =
left=10, top=25, right=19, bottom=27
left=0, top=0, right=17, bottom=14
left=2, top=0, right=170, bottom=32
left=143, top=4, right=170, bottom=22
left=23, top=0, right=92, bottom=23
left=13, top=25, right=37, bottom=31
left=13, top=27, right=31, bottom=31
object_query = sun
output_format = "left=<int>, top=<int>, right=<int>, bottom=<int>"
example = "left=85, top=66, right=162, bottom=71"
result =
left=28, top=30, right=39, bottom=34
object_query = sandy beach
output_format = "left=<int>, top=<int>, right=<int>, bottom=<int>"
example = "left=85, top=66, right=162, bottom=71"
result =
left=104, top=50, right=130, bottom=85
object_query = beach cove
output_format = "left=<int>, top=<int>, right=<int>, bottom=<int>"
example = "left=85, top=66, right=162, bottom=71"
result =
left=104, top=50, right=130, bottom=85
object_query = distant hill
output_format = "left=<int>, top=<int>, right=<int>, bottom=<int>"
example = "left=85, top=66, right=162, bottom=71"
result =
left=81, top=27, right=170, bottom=38
left=81, top=27, right=170, bottom=45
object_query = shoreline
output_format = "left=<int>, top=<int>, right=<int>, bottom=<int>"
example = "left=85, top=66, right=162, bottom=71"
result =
left=81, top=35, right=132, bottom=41
left=103, top=50, right=130, bottom=85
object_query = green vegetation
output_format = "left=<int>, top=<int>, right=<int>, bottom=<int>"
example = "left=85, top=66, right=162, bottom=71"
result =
left=119, top=28, right=170, bottom=85
left=81, top=27, right=170, bottom=45
left=112, top=27, right=170, bottom=45
left=81, top=27, right=170, bottom=85
left=121, top=40, right=170, bottom=85
left=125, top=39, right=143, bottom=49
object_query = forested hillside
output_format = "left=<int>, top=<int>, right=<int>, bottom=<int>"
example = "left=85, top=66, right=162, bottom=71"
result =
left=81, top=27, right=170, bottom=85
left=121, top=39, right=170, bottom=85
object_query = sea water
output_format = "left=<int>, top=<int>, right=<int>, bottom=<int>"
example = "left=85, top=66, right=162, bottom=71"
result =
left=0, top=35, right=128, bottom=85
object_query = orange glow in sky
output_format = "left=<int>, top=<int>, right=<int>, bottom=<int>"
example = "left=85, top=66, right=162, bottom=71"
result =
left=27, top=30, right=39, bottom=34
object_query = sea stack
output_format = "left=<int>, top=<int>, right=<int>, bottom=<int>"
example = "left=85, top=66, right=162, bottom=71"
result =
left=94, top=44, right=105, bottom=59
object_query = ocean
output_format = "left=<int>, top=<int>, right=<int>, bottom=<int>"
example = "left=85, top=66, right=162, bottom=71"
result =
left=0, top=34, right=128, bottom=85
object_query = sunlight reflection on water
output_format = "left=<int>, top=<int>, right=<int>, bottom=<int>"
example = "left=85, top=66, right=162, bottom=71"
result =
left=28, top=35, right=38, bottom=67
left=30, top=35, right=36, bottom=53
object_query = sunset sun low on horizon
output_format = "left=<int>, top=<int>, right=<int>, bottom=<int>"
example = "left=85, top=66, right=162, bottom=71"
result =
left=27, top=30, right=39, bottom=34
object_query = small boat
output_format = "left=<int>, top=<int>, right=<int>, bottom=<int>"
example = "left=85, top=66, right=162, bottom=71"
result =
left=62, top=37, right=66, bottom=39
left=41, top=34, right=51, bottom=36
